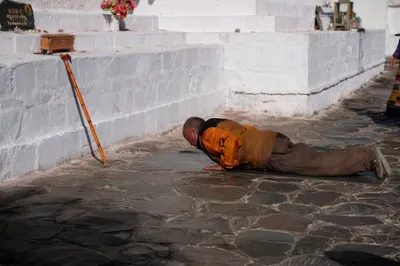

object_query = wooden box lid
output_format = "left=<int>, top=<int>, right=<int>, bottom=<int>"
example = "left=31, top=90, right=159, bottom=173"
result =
left=41, top=34, right=75, bottom=39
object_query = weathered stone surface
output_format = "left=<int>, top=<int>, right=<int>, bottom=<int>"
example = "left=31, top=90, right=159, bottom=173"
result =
left=292, top=236, right=329, bottom=255
left=134, top=227, right=212, bottom=245
left=178, top=185, right=247, bottom=201
left=122, top=243, right=171, bottom=265
left=235, top=230, right=294, bottom=258
left=314, top=182, right=364, bottom=193
left=329, top=203, right=383, bottom=215
left=166, top=215, right=232, bottom=234
left=176, top=246, right=250, bottom=265
left=295, top=191, right=342, bottom=207
left=257, top=181, right=300, bottom=193
left=278, top=203, right=318, bottom=215
left=308, top=225, right=353, bottom=240
left=314, top=214, right=383, bottom=226
left=0, top=204, right=64, bottom=220
left=0, top=220, right=63, bottom=240
left=0, top=186, right=46, bottom=208
left=68, top=210, right=157, bottom=232
left=202, top=203, right=277, bottom=217
left=247, top=191, right=288, bottom=205
left=134, top=196, right=194, bottom=215
left=23, top=243, right=113, bottom=266
left=256, top=214, right=312, bottom=232
left=185, top=176, right=252, bottom=187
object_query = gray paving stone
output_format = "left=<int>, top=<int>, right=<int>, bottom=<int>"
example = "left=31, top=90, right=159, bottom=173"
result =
left=328, top=203, right=384, bottom=216
left=278, top=203, right=319, bottom=215
left=166, top=215, right=232, bottom=234
left=235, top=230, right=294, bottom=258
left=257, top=181, right=301, bottom=193
left=175, top=246, right=250, bottom=266
left=292, top=236, right=330, bottom=255
left=178, top=185, right=247, bottom=201
left=308, top=225, right=353, bottom=240
left=314, top=214, right=383, bottom=226
left=202, top=203, right=278, bottom=217
left=256, top=214, right=313, bottom=232
left=295, top=191, right=342, bottom=207
left=247, top=191, right=288, bottom=205
left=133, top=196, right=195, bottom=215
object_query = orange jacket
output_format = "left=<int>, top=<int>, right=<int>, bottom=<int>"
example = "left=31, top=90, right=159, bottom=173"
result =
left=197, top=118, right=277, bottom=170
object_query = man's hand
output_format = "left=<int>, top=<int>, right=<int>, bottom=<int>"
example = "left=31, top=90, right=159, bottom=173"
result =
left=203, top=164, right=225, bottom=171
left=391, top=57, right=397, bottom=69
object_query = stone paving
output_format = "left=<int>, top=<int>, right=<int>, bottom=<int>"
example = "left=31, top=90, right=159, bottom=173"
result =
left=1, top=64, right=400, bottom=266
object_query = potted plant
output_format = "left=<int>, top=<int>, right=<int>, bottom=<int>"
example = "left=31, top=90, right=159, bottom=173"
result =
left=101, top=0, right=137, bottom=31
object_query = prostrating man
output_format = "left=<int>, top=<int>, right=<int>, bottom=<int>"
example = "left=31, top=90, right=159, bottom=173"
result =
left=182, top=117, right=391, bottom=179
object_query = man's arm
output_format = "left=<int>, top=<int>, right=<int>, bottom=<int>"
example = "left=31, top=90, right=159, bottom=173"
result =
left=201, top=127, right=241, bottom=170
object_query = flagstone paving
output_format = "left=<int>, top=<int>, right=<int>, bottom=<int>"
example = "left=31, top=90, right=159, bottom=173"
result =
left=1, top=64, right=400, bottom=265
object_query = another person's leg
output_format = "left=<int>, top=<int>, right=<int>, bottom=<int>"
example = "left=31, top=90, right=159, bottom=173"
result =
left=267, top=133, right=391, bottom=178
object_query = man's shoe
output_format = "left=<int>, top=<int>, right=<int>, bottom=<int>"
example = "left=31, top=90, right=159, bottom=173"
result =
left=371, top=145, right=392, bottom=179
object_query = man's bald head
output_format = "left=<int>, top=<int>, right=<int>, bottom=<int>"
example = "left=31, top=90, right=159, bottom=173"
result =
left=182, top=117, right=205, bottom=146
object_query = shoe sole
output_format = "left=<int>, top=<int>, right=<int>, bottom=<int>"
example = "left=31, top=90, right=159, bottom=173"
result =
left=375, top=146, right=392, bottom=178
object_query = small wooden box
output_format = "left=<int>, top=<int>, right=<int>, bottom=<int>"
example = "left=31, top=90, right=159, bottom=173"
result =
left=40, top=34, right=75, bottom=55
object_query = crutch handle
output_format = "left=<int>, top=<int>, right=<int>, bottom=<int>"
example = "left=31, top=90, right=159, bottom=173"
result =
left=60, top=54, right=72, bottom=62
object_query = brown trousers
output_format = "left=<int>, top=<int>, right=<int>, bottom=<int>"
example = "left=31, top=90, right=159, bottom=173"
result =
left=266, top=133, right=373, bottom=176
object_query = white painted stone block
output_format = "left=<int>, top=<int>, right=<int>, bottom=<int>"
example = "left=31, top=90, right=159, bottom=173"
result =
left=167, top=102, right=180, bottom=126
left=0, top=66, right=13, bottom=98
left=308, top=31, right=360, bottom=92
left=352, top=0, right=387, bottom=30
left=61, top=130, right=81, bottom=160
left=222, top=30, right=385, bottom=116
left=388, top=7, right=400, bottom=35
left=37, top=134, right=64, bottom=169
left=360, top=30, right=386, bottom=70
left=386, top=35, right=399, bottom=57
left=0, top=109, right=23, bottom=147
left=158, top=15, right=312, bottom=33
left=0, top=34, right=14, bottom=54
left=133, top=0, right=257, bottom=16
left=7, top=144, right=37, bottom=180
left=13, top=63, right=36, bottom=97
left=256, top=0, right=315, bottom=17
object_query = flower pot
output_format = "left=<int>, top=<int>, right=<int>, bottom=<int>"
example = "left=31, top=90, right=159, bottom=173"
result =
left=102, top=11, right=126, bottom=31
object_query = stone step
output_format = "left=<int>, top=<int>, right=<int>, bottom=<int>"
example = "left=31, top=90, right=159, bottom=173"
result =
left=158, top=15, right=314, bottom=33
left=0, top=44, right=224, bottom=179
left=25, top=0, right=257, bottom=15
left=0, top=31, right=186, bottom=54
left=33, top=10, right=157, bottom=32
left=256, top=0, right=315, bottom=18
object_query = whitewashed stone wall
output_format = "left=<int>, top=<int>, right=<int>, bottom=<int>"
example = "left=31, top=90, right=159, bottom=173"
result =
left=220, top=30, right=385, bottom=116
left=0, top=46, right=224, bottom=180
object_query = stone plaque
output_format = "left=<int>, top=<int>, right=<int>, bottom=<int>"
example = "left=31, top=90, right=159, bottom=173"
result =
left=0, top=0, right=35, bottom=31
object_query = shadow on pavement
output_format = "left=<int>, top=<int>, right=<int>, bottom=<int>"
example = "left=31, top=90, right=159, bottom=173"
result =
left=325, top=250, right=400, bottom=266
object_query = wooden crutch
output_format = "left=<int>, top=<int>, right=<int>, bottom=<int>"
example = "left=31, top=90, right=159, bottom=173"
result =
left=60, top=54, right=107, bottom=167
